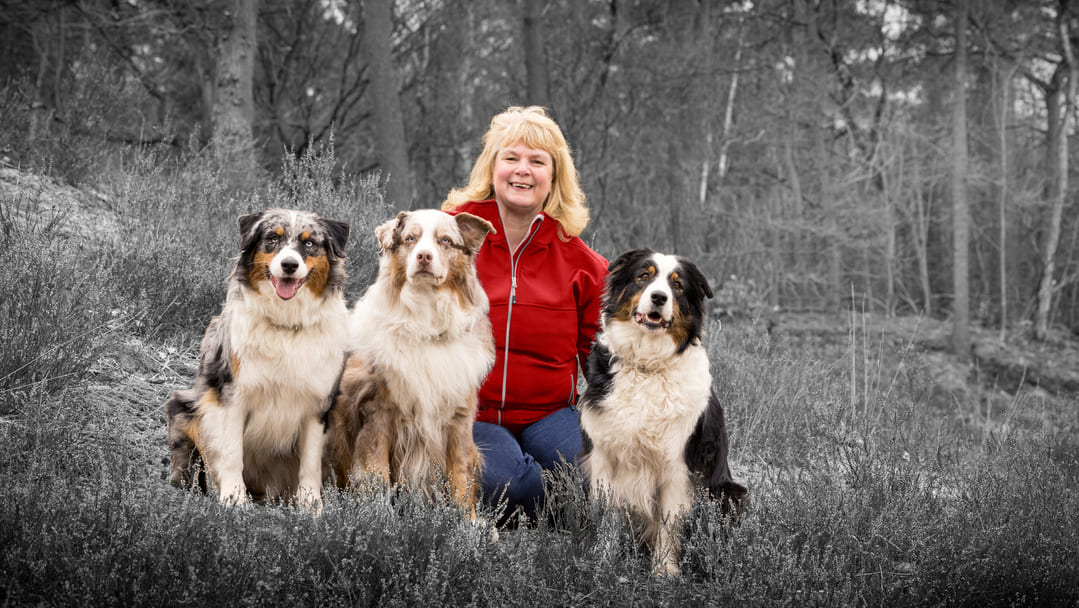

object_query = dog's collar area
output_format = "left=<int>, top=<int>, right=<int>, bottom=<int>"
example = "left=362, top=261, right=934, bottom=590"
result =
left=270, top=321, right=306, bottom=332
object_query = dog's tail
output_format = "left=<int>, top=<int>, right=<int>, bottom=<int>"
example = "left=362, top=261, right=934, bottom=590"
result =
left=685, top=393, right=750, bottom=519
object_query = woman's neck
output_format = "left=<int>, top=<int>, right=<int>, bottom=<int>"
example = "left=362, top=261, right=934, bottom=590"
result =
left=497, top=203, right=543, bottom=252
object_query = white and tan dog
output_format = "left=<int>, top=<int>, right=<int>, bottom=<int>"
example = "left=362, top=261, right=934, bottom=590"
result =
left=165, top=208, right=350, bottom=513
left=325, top=209, right=495, bottom=516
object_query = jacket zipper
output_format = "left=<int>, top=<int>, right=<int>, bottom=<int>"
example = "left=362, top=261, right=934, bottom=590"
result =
left=498, top=213, right=545, bottom=424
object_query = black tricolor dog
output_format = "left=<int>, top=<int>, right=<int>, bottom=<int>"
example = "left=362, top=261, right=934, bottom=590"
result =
left=579, top=247, right=748, bottom=576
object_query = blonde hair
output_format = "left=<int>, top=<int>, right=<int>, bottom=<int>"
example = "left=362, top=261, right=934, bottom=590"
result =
left=441, top=106, right=589, bottom=238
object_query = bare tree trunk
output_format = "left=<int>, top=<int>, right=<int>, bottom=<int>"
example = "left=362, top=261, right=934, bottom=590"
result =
left=716, top=22, right=744, bottom=184
left=667, top=139, right=682, bottom=254
left=522, top=0, right=548, bottom=108
left=951, top=0, right=971, bottom=358
left=996, top=62, right=1015, bottom=340
left=212, top=0, right=258, bottom=175
left=914, top=159, right=933, bottom=316
left=1035, top=9, right=1076, bottom=340
left=363, top=0, right=414, bottom=209
left=798, top=0, right=842, bottom=312
left=881, top=148, right=897, bottom=317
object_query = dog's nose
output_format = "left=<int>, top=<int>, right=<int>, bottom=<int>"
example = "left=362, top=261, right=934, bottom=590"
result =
left=416, top=250, right=433, bottom=265
left=651, top=292, right=668, bottom=307
left=281, top=259, right=299, bottom=275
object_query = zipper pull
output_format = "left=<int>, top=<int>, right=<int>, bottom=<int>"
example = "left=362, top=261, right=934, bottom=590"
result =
left=511, top=276, right=517, bottom=304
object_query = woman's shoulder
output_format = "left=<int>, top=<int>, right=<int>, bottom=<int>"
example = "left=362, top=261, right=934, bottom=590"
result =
left=556, top=233, right=608, bottom=274
left=450, top=199, right=497, bottom=218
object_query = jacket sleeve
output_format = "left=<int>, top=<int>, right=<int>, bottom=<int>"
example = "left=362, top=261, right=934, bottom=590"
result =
left=575, top=259, right=607, bottom=367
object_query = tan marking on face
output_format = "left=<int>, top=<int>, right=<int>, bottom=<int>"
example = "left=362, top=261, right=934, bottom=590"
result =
left=249, top=250, right=274, bottom=287
left=668, top=302, right=690, bottom=346
left=387, top=246, right=408, bottom=298
left=612, top=291, right=641, bottom=324
left=304, top=251, right=331, bottom=298
left=274, top=226, right=285, bottom=236
left=438, top=245, right=475, bottom=307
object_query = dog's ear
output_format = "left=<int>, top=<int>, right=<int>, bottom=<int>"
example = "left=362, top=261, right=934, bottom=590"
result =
left=454, top=212, right=496, bottom=255
left=237, top=211, right=265, bottom=253
left=374, top=211, right=409, bottom=252
left=322, top=218, right=350, bottom=258
left=678, top=256, right=714, bottom=299
left=608, top=248, right=653, bottom=277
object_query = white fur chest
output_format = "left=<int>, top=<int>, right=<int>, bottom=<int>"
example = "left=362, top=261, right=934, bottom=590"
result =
left=584, top=343, right=712, bottom=465
left=349, top=284, right=494, bottom=440
left=229, top=293, right=349, bottom=453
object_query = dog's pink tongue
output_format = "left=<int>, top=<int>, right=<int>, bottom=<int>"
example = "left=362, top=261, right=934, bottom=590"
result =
left=274, top=277, right=303, bottom=300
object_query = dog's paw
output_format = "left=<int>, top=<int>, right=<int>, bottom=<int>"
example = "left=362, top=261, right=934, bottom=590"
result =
left=652, top=558, right=681, bottom=578
left=295, top=489, right=324, bottom=517
left=473, top=516, right=499, bottom=543
left=218, top=484, right=249, bottom=507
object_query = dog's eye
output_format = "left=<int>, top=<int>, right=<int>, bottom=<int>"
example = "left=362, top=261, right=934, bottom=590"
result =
left=405, top=235, right=416, bottom=243
left=304, top=240, right=315, bottom=249
left=638, top=272, right=650, bottom=281
left=267, top=235, right=279, bottom=245
left=439, top=237, right=452, bottom=246
left=672, top=280, right=683, bottom=291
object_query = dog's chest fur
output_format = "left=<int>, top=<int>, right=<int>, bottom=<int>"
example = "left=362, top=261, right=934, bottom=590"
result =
left=351, top=283, right=493, bottom=463
left=583, top=337, right=711, bottom=466
left=227, top=293, right=349, bottom=454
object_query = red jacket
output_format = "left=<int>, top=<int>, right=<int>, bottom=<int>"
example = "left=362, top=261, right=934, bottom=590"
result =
left=453, top=200, right=608, bottom=434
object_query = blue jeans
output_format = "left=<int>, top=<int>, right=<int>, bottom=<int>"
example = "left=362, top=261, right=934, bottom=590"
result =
left=473, top=406, right=583, bottom=521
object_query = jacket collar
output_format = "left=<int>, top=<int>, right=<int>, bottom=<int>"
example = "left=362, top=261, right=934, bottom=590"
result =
left=469, top=199, right=556, bottom=250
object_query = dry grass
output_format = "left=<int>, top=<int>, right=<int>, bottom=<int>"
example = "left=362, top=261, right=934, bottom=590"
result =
left=1, top=143, right=1077, bottom=606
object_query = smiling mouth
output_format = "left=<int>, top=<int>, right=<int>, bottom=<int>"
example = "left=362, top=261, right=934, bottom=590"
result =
left=633, top=310, right=670, bottom=330
left=510, top=182, right=533, bottom=190
left=270, top=275, right=306, bottom=300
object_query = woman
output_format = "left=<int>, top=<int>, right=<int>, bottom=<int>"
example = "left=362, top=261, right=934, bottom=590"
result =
left=442, top=106, right=607, bottom=521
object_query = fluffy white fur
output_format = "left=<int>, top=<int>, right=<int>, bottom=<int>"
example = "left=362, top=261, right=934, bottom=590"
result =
left=211, top=292, right=349, bottom=507
left=327, top=209, right=495, bottom=514
left=581, top=248, right=742, bottom=576
left=165, top=208, right=351, bottom=515
left=348, top=269, right=493, bottom=482
left=581, top=327, right=711, bottom=575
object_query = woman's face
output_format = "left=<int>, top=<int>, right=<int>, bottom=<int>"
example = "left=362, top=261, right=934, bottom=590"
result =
left=492, top=142, right=553, bottom=218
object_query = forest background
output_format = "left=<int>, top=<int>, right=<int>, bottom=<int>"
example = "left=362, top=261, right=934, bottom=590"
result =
left=4, top=0, right=1079, bottom=344
left=1, top=0, right=1079, bottom=605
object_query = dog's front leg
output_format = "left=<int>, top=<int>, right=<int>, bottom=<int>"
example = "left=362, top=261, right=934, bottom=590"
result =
left=585, top=450, right=619, bottom=506
left=446, top=411, right=481, bottom=520
left=652, top=471, right=693, bottom=577
left=350, top=408, right=392, bottom=486
left=295, top=414, right=325, bottom=515
left=199, top=397, right=248, bottom=506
